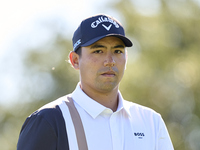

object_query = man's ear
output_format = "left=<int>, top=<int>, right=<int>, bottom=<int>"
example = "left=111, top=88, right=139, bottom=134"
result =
left=69, top=51, right=80, bottom=70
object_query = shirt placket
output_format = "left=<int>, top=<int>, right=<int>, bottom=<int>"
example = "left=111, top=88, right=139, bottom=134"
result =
left=109, top=111, right=124, bottom=150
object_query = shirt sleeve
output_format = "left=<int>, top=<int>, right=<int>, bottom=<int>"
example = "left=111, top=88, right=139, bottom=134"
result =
left=156, top=116, right=174, bottom=150
left=17, top=113, right=57, bottom=150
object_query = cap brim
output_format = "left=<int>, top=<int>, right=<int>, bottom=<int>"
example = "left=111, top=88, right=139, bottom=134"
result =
left=81, top=34, right=133, bottom=47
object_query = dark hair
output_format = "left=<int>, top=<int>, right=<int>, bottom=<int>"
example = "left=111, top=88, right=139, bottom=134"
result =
left=75, top=47, right=82, bottom=57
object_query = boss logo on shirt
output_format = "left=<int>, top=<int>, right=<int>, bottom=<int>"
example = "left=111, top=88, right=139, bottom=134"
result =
left=134, top=132, right=145, bottom=139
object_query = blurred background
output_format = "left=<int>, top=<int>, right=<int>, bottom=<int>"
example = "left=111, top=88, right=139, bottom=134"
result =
left=0, top=0, right=200, bottom=149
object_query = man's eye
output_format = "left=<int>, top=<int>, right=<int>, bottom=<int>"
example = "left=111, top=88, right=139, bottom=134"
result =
left=93, top=50, right=103, bottom=53
left=115, top=50, right=123, bottom=54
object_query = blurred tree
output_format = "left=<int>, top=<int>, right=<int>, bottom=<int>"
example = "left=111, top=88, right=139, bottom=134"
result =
left=22, top=34, right=79, bottom=101
left=1, top=0, right=200, bottom=150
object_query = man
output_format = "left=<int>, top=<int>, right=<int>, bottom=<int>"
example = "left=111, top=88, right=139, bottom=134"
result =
left=17, top=14, right=174, bottom=150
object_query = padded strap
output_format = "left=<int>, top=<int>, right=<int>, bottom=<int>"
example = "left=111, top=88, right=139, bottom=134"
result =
left=65, top=97, right=88, bottom=150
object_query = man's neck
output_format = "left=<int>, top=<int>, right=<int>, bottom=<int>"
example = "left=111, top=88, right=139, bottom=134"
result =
left=80, top=85, right=119, bottom=112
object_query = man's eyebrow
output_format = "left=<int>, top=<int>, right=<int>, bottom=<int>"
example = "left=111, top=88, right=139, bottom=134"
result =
left=90, top=44, right=125, bottom=49
left=90, top=44, right=106, bottom=49
left=113, top=45, right=125, bottom=49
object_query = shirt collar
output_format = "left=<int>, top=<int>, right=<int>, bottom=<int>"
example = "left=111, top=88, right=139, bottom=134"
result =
left=71, top=83, right=131, bottom=119
left=117, top=91, right=132, bottom=117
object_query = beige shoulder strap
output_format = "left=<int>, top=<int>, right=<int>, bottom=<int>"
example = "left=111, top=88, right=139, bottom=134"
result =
left=65, top=97, right=88, bottom=150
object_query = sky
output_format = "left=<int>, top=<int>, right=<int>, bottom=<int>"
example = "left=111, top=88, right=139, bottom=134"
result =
left=0, top=0, right=112, bottom=57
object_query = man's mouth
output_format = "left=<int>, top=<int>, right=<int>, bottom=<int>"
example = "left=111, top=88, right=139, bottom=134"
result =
left=101, top=71, right=116, bottom=77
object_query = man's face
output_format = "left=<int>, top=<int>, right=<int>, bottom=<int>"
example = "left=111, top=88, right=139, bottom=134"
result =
left=76, top=36, right=127, bottom=94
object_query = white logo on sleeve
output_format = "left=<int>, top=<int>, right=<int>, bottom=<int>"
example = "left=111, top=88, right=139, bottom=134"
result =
left=102, top=24, right=112, bottom=31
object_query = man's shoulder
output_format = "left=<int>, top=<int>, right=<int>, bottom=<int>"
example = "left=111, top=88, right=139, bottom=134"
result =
left=39, top=95, right=67, bottom=110
left=30, top=95, right=69, bottom=124
left=123, top=100, right=160, bottom=117
left=18, top=96, right=70, bottom=150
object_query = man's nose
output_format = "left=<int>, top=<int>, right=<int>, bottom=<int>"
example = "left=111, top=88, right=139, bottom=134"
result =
left=104, top=54, right=115, bottom=67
